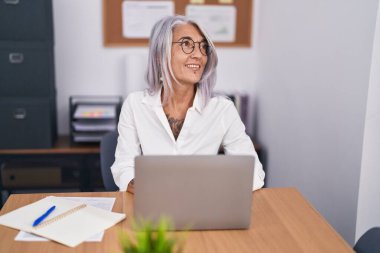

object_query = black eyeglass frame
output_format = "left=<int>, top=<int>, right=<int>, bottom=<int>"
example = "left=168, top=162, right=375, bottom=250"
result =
left=172, top=38, right=210, bottom=56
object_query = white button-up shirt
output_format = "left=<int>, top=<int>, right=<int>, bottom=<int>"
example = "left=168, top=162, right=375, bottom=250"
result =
left=111, top=88, right=265, bottom=191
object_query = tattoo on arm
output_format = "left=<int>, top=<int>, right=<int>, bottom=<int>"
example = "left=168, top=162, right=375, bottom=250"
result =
left=166, top=114, right=184, bottom=140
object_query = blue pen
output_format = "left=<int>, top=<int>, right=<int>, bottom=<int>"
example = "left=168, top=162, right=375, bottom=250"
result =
left=33, top=205, right=56, bottom=227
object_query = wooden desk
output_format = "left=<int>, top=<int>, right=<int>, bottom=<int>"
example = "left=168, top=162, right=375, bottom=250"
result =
left=0, top=188, right=353, bottom=253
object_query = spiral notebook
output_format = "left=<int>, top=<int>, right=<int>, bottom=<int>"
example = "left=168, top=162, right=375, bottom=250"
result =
left=0, top=196, right=126, bottom=247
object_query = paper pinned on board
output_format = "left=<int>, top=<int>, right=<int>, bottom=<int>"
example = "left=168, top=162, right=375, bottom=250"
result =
left=186, top=5, right=237, bottom=42
left=122, top=1, right=175, bottom=38
left=218, top=0, right=234, bottom=3
left=190, top=0, right=205, bottom=4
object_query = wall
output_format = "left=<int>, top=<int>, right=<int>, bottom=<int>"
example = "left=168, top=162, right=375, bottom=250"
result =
left=255, top=0, right=378, bottom=245
left=51, top=0, right=380, bottom=245
left=52, top=0, right=259, bottom=135
left=356, top=3, right=380, bottom=241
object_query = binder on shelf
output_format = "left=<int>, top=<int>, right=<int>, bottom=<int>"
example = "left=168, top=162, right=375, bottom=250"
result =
left=69, top=96, right=122, bottom=144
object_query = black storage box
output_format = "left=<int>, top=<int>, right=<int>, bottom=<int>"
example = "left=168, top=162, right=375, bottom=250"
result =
left=0, top=97, right=57, bottom=149
left=0, top=0, right=54, bottom=41
left=0, top=41, right=55, bottom=97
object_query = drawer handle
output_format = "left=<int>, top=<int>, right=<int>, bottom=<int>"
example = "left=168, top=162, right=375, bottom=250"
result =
left=13, top=108, right=27, bottom=120
left=4, top=0, right=20, bottom=4
left=9, top=53, right=24, bottom=64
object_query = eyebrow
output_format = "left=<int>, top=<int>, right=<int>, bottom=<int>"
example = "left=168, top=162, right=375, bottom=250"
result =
left=178, top=36, right=207, bottom=42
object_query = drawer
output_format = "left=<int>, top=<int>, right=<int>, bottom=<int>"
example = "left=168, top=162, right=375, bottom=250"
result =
left=0, top=0, right=53, bottom=41
left=0, top=41, right=55, bottom=97
left=1, top=161, right=61, bottom=188
left=0, top=97, right=57, bottom=149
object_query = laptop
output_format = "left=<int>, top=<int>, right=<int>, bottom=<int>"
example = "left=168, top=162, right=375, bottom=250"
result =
left=134, top=155, right=254, bottom=230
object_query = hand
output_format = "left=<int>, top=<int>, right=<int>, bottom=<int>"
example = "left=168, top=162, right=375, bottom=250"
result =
left=127, top=179, right=135, bottom=194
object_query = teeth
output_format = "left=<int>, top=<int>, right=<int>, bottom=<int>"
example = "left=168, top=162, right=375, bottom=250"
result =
left=186, top=64, right=200, bottom=69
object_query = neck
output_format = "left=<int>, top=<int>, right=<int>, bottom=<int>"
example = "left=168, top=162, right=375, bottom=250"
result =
left=164, top=83, right=195, bottom=104
left=162, top=84, right=196, bottom=118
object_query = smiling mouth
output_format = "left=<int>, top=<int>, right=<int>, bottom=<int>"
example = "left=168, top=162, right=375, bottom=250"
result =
left=186, top=64, right=201, bottom=70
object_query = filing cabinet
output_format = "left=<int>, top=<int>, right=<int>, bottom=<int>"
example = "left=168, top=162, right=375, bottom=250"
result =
left=0, top=0, right=54, bottom=41
left=0, top=41, right=55, bottom=97
left=0, top=0, right=56, bottom=149
left=0, top=97, right=57, bottom=149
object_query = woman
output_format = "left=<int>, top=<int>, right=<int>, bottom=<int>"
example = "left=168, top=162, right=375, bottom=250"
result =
left=111, top=15, right=265, bottom=193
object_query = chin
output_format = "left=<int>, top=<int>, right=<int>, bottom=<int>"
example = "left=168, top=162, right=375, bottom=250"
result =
left=178, top=78, right=200, bottom=86
left=189, top=76, right=203, bottom=85
left=176, top=73, right=203, bottom=86
left=189, top=80, right=201, bottom=86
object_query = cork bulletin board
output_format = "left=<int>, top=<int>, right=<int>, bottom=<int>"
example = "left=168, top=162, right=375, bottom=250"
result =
left=103, top=0, right=253, bottom=47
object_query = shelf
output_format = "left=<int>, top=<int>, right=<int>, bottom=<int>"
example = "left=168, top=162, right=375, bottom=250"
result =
left=0, top=136, right=100, bottom=155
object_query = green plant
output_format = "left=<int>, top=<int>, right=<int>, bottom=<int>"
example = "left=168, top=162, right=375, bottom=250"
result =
left=119, top=218, right=185, bottom=253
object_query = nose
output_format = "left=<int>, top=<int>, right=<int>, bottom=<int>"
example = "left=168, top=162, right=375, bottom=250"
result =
left=191, top=43, right=203, bottom=58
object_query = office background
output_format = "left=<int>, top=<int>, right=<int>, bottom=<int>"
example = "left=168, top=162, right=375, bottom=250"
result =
left=2, top=0, right=379, bottom=246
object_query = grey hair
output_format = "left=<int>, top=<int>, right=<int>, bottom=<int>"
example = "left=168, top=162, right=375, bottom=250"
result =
left=146, top=15, right=218, bottom=108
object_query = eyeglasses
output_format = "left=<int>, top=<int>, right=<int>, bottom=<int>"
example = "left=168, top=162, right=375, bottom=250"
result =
left=172, top=38, right=209, bottom=56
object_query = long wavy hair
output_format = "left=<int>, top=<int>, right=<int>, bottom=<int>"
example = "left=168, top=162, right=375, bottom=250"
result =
left=146, top=15, right=218, bottom=108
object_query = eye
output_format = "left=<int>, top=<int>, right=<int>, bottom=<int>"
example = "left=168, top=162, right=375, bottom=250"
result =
left=201, top=42, right=209, bottom=50
left=181, top=39, right=193, bottom=48
left=200, top=42, right=209, bottom=55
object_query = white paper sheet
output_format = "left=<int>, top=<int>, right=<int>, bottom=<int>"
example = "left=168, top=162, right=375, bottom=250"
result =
left=72, top=120, right=117, bottom=132
left=122, top=1, right=174, bottom=38
left=73, top=105, right=116, bottom=119
left=15, top=197, right=116, bottom=242
left=186, top=5, right=237, bottom=42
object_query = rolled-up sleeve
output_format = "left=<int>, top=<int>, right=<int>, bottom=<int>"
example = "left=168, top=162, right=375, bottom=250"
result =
left=111, top=95, right=141, bottom=191
left=222, top=102, right=265, bottom=191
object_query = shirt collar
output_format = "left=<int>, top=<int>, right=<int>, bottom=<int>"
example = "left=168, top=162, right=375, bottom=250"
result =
left=141, top=86, right=203, bottom=113
left=141, top=88, right=162, bottom=107
left=192, top=88, right=202, bottom=113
